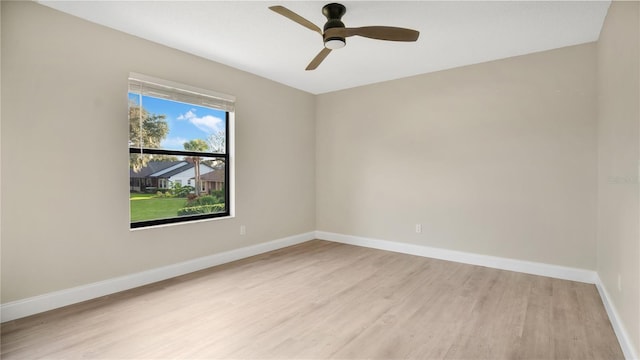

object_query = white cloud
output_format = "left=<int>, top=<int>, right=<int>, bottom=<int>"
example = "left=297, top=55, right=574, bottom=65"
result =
left=177, top=110, right=196, bottom=121
left=178, top=109, right=223, bottom=134
left=190, top=115, right=223, bottom=133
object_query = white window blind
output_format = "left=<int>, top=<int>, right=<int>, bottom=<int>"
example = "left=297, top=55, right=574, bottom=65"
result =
left=128, top=72, right=235, bottom=112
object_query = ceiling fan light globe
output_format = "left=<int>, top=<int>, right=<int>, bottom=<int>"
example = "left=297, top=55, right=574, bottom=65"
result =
left=325, top=38, right=346, bottom=49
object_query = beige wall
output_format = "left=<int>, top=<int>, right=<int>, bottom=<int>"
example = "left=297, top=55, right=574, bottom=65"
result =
left=317, top=43, right=598, bottom=269
left=597, top=1, right=640, bottom=354
left=0, top=2, right=316, bottom=303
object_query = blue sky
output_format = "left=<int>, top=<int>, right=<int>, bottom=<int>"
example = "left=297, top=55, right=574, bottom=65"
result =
left=129, top=93, right=226, bottom=151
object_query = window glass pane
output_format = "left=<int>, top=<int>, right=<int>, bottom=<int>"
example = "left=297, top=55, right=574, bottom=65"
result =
left=128, top=93, right=227, bottom=153
left=130, top=154, right=227, bottom=224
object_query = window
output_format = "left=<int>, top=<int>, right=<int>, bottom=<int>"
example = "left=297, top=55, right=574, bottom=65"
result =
left=129, top=73, right=234, bottom=228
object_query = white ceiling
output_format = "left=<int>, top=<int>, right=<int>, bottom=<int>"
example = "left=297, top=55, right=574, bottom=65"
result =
left=39, top=1, right=611, bottom=94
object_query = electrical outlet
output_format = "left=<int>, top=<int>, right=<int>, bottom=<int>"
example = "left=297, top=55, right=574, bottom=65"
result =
left=617, top=274, right=622, bottom=292
left=240, top=225, right=246, bottom=235
left=415, top=224, right=422, bottom=233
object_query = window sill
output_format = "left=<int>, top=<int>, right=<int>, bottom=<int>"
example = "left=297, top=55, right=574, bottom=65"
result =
left=129, top=214, right=235, bottom=231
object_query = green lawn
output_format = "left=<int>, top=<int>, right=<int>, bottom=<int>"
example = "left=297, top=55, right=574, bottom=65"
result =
left=130, top=194, right=187, bottom=222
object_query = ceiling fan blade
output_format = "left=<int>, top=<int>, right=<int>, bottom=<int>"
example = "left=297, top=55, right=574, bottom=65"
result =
left=306, top=48, right=332, bottom=71
left=326, top=26, right=420, bottom=42
left=269, top=6, right=322, bottom=35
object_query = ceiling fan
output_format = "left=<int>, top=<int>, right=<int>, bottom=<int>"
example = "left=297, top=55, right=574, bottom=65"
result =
left=269, top=3, right=420, bottom=70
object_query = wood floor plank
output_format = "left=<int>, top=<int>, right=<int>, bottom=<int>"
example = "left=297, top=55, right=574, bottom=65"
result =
left=0, top=240, right=624, bottom=359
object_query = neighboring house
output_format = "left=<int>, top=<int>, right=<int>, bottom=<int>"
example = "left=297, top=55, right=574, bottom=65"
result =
left=199, top=167, right=225, bottom=194
left=130, top=160, right=215, bottom=192
left=130, top=161, right=184, bottom=192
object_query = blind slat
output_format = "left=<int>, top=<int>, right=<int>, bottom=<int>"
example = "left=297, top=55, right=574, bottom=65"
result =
left=128, top=73, right=235, bottom=112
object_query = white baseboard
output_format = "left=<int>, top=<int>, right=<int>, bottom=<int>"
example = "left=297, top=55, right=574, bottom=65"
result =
left=0, top=232, right=315, bottom=323
left=595, top=275, right=639, bottom=360
left=315, top=231, right=597, bottom=283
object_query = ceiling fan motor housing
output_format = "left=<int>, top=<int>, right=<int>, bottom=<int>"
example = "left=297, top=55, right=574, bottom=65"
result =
left=322, top=3, right=346, bottom=49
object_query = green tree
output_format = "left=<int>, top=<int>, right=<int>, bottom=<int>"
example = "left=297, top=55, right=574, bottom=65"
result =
left=129, top=101, right=169, bottom=172
left=184, top=139, right=209, bottom=196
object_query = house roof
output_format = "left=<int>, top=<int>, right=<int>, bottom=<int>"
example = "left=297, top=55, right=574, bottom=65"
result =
left=131, top=160, right=218, bottom=179
left=200, top=168, right=225, bottom=182
left=130, top=161, right=186, bottom=178
left=152, top=162, right=194, bottom=178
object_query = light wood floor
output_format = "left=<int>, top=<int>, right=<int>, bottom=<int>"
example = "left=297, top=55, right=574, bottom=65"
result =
left=1, top=240, right=624, bottom=359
